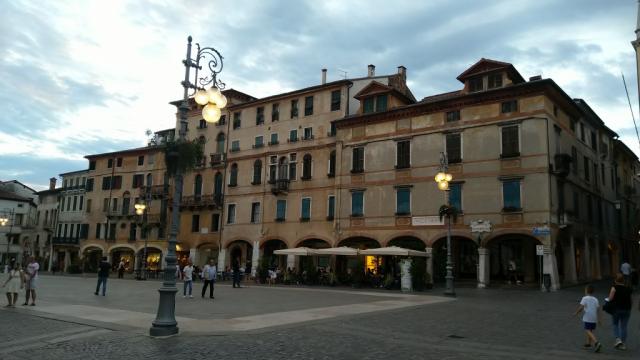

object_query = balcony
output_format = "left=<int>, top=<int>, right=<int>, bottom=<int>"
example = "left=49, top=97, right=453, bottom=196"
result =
left=140, top=185, right=168, bottom=199
left=271, top=179, right=290, bottom=195
left=210, top=153, right=226, bottom=168
left=180, top=194, right=224, bottom=209
left=52, top=237, right=80, bottom=246
left=554, top=153, right=572, bottom=178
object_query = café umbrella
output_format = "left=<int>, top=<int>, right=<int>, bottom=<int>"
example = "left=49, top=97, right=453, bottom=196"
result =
left=359, top=246, right=428, bottom=257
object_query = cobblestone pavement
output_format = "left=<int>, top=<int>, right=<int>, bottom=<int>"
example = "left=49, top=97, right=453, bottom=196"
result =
left=1, top=278, right=638, bottom=359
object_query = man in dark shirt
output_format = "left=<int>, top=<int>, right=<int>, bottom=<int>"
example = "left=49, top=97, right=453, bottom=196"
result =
left=95, top=257, right=110, bottom=296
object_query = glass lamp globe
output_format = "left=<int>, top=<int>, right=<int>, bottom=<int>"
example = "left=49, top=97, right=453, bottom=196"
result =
left=215, top=94, right=228, bottom=109
left=202, top=103, right=221, bottom=123
left=438, top=180, right=449, bottom=191
left=445, top=173, right=453, bottom=182
left=194, top=89, right=209, bottom=106
left=206, top=87, right=222, bottom=104
left=136, top=208, right=144, bottom=215
left=435, top=172, right=446, bottom=183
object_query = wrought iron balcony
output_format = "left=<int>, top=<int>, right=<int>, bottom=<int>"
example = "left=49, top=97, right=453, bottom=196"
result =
left=52, top=237, right=80, bottom=245
left=140, top=185, right=169, bottom=198
left=210, top=153, right=226, bottom=167
left=271, top=179, right=290, bottom=194
left=181, top=194, right=224, bottom=209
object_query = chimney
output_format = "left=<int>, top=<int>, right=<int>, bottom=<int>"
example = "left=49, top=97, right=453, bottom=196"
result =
left=397, top=65, right=407, bottom=80
left=49, top=177, right=57, bottom=190
left=367, top=64, right=375, bottom=77
left=321, top=68, right=327, bottom=84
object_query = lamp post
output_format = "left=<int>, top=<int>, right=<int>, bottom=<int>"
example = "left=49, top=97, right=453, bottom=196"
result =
left=149, top=36, right=226, bottom=337
left=135, top=200, right=147, bottom=280
left=435, top=152, right=455, bottom=296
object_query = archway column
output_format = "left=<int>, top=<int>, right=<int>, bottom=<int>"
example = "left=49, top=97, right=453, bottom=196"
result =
left=542, top=245, right=560, bottom=291
left=189, top=248, right=197, bottom=264
left=564, top=235, right=578, bottom=284
left=583, top=236, right=591, bottom=280
left=594, top=238, right=602, bottom=280
left=287, top=254, right=296, bottom=270
left=251, top=240, right=260, bottom=277
left=477, top=247, right=490, bottom=288
left=217, top=248, right=226, bottom=272
left=426, top=247, right=433, bottom=285
left=64, top=249, right=70, bottom=272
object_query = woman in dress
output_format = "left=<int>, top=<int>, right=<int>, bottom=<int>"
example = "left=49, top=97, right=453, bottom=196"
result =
left=2, top=262, right=24, bottom=307
left=608, top=273, right=633, bottom=350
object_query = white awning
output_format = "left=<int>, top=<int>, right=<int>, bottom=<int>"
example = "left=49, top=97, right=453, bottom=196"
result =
left=273, top=247, right=319, bottom=256
left=314, top=247, right=359, bottom=256
left=359, top=246, right=428, bottom=257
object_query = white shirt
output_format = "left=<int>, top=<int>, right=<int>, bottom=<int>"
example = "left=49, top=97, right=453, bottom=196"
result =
left=621, top=262, right=631, bottom=275
left=183, top=265, right=194, bottom=281
left=26, top=262, right=39, bottom=279
left=580, top=295, right=599, bottom=323
left=203, top=264, right=217, bottom=280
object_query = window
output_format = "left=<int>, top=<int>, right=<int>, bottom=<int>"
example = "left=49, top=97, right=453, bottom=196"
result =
left=269, top=156, right=277, bottom=182
left=231, top=140, right=240, bottom=152
left=329, top=122, right=337, bottom=137
left=214, top=172, right=223, bottom=196
left=501, top=100, right=518, bottom=113
left=352, top=147, right=364, bottom=173
left=501, top=125, right=519, bottom=158
left=256, top=106, right=264, bottom=125
left=291, top=99, right=299, bottom=118
left=107, top=158, right=113, bottom=168
left=128, top=223, right=137, bottom=241
left=269, top=133, right=279, bottom=145
left=216, top=133, right=225, bottom=154
left=327, top=195, right=335, bottom=220
left=449, top=183, right=462, bottom=212
left=66, top=196, right=71, bottom=211
left=487, top=74, right=502, bottom=89
left=227, top=204, right=236, bottom=224
left=218, top=114, right=226, bottom=126
left=446, top=133, right=462, bottom=163
left=590, top=131, right=597, bottom=151
left=363, top=97, right=374, bottom=114
left=468, top=77, right=483, bottom=92
left=138, top=156, right=144, bottom=166
left=146, top=173, right=152, bottom=186
left=88, top=161, right=96, bottom=171
left=112, top=198, right=118, bottom=213
left=95, top=223, right=101, bottom=239
left=396, top=187, right=411, bottom=215
left=86, top=199, right=91, bottom=213
left=571, top=146, right=578, bottom=174
left=289, top=129, right=298, bottom=142
left=446, top=110, right=460, bottom=122
left=502, top=180, right=521, bottom=211
left=103, top=198, right=109, bottom=212
left=375, top=94, right=388, bottom=112
left=73, top=196, right=78, bottom=211
left=199, top=119, right=207, bottom=129
left=601, top=163, right=606, bottom=186
left=233, top=112, right=241, bottom=129
left=396, top=140, right=411, bottom=169
left=276, top=199, right=287, bottom=221
left=304, top=96, right=314, bottom=116
left=593, top=163, right=598, bottom=188
left=351, top=191, right=364, bottom=217
left=302, top=154, right=312, bottom=180
left=254, top=136, right=264, bottom=148
left=580, top=123, right=585, bottom=141
left=116, top=157, right=123, bottom=167
left=570, top=118, right=576, bottom=132
left=252, top=160, right=262, bottom=185
left=289, top=153, right=297, bottom=180
left=229, top=163, right=238, bottom=186
left=586, top=195, right=593, bottom=223
left=584, top=156, right=590, bottom=182
left=303, top=127, right=313, bottom=140
left=328, top=150, right=336, bottom=177
left=86, top=178, right=94, bottom=192
left=60, top=197, right=65, bottom=211
left=211, top=214, right=220, bottom=232
left=79, top=196, right=84, bottom=211
left=272, top=103, right=280, bottom=121
left=191, top=215, right=200, bottom=232
left=102, top=176, right=112, bottom=190
left=194, top=174, right=203, bottom=197
left=132, top=174, right=144, bottom=188
left=250, top=202, right=261, bottom=223
left=301, top=198, right=311, bottom=221
left=331, top=90, right=341, bottom=111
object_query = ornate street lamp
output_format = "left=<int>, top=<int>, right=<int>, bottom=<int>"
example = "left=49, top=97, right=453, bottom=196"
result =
left=149, top=36, right=226, bottom=337
left=435, top=152, right=455, bottom=296
left=135, top=201, right=147, bottom=281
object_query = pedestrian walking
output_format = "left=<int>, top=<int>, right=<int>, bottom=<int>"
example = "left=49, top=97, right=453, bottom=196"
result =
left=2, top=261, right=24, bottom=307
left=117, top=259, right=125, bottom=279
left=201, top=259, right=216, bottom=299
left=95, top=257, right=110, bottom=296
left=607, top=273, right=632, bottom=350
left=574, top=284, right=602, bottom=353
left=620, top=260, right=631, bottom=286
left=182, top=261, right=194, bottom=298
left=232, top=258, right=241, bottom=288
left=23, top=256, right=39, bottom=306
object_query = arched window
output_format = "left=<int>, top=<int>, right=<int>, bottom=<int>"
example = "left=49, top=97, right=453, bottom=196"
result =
left=216, top=133, right=225, bottom=154
left=194, top=174, right=202, bottom=198
left=278, top=157, right=288, bottom=180
left=146, top=173, right=153, bottom=187
left=328, top=150, right=336, bottom=177
left=122, top=191, right=131, bottom=215
left=253, top=159, right=262, bottom=185
left=302, top=154, right=312, bottom=180
left=214, top=172, right=223, bottom=196
left=229, top=163, right=238, bottom=187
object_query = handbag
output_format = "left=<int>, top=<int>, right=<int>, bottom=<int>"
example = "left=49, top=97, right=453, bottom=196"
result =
left=602, top=299, right=615, bottom=315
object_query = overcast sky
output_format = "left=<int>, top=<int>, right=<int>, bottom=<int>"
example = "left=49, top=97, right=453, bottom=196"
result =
left=1, top=0, right=639, bottom=190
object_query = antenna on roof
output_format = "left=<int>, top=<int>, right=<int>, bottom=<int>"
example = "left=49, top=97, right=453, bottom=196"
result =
left=337, top=69, right=348, bottom=79
left=622, top=72, right=640, bottom=150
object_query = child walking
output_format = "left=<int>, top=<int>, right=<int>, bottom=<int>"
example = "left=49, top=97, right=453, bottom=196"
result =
left=574, top=284, right=602, bottom=353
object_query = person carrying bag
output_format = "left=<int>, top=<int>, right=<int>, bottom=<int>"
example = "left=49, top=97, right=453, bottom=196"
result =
left=607, top=273, right=632, bottom=351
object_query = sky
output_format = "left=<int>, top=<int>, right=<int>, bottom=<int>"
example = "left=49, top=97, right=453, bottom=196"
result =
left=1, top=0, right=639, bottom=190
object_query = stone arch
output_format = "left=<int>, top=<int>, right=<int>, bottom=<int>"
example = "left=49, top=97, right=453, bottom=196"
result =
left=226, top=239, right=253, bottom=272
left=431, top=235, right=477, bottom=281
left=81, top=245, right=104, bottom=273
left=484, top=232, right=543, bottom=284
left=81, top=243, right=105, bottom=254
left=338, top=236, right=381, bottom=250
left=382, top=232, right=427, bottom=248
left=387, top=235, right=427, bottom=251
left=427, top=229, right=474, bottom=247
left=262, top=239, right=287, bottom=268
left=295, top=236, right=332, bottom=249
left=109, top=244, right=136, bottom=273
left=108, top=244, right=137, bottom=253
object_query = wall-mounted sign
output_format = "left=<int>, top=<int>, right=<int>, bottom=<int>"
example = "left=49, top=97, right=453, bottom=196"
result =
left=412, top=216, right=444, bottom=226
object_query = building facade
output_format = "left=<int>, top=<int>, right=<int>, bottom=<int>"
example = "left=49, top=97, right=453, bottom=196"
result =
left=0, top=180, right=39, bottom=266
left=35, top=177, right=60, bottom=270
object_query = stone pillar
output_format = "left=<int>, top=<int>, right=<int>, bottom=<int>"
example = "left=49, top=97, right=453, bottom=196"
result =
left=134, top=253, right=140, bottom=275
left=583, top=236, right=591, bottom=280
left=477, top=247, right=490, bottom=288
left=287, top=254, right=296, bottom=270
left=64, top=249, right=70, bottom=272
left=542, top=245, right=560, bottom=291
left=217, top=248, right=226, bottom=271
left=48, top=246, right=54, bottom=273
left=594, top=238, right=602, bottom=280
left=564, top=236, right=578, bottom=284
left=400, top=259, right=412, bottom=292
left=189, top=248, right=197, bottom=264
left=426, top=247, right=433, bottom=284
left=251, top=240, right=260, bottom=277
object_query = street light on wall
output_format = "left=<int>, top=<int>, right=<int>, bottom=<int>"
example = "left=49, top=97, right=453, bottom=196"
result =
left=149, top=36, right=226, bottom=337
left=435, top=152, right=455, bottom=296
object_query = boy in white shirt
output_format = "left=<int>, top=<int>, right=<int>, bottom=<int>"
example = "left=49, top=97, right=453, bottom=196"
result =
left=182, top=261, right=194, bottom=298
left=574, top=284, right=602, bottom=352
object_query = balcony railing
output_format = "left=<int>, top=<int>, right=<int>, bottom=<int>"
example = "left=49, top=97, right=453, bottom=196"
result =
left=140, top=185, right=169, bottom=198
left=181, top=194, right=224, bottom=209
left=271, top=179, right=290, bottom=194
left=210, top=153, right=226, bottom=167
left=52, top=237, right=80, bottom=245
